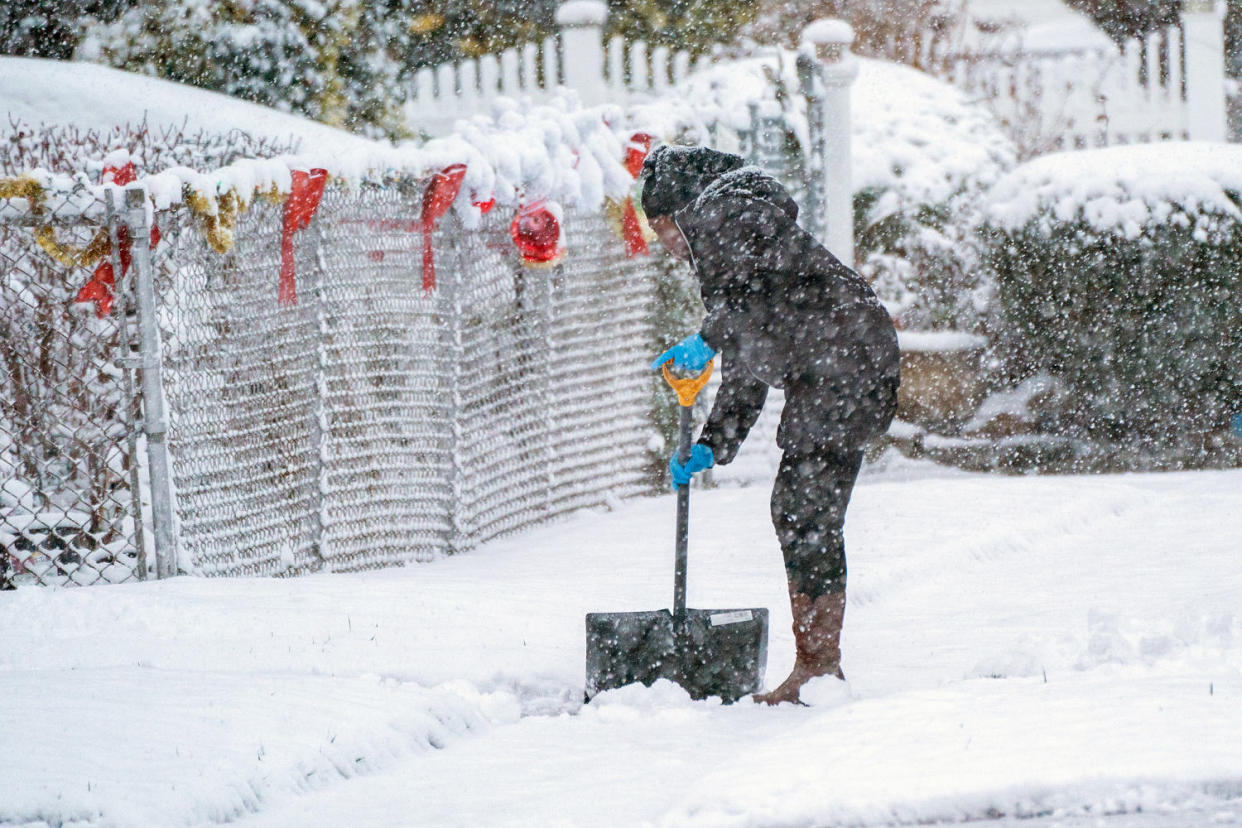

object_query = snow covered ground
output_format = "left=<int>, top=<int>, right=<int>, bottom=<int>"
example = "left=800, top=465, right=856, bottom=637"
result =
left=2, top=457, right=1239, bottom=827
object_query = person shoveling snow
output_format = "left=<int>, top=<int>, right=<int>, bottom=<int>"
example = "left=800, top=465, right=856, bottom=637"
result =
left=642, top=145, right=900, bottom=704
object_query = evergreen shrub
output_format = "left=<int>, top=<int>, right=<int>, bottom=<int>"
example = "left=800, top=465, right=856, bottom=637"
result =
left=981, top=143, right=1242, bottom=447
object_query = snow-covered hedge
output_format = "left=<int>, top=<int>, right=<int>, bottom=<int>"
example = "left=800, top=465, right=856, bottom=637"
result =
left=852, top=58, right=1016, bottom=332
left=981, top=142, right=1242, bottom=443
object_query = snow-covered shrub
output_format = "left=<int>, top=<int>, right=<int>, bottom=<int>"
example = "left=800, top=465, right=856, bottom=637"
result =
left=1, top=122, right=296, bottom=544
left=852, top=58, right=1016, bottom=332
left=981, top=142, right=1242, bottom=445
left=1, top=120, right=298, bottom=179
left=81, top=0, right=426, bottom=138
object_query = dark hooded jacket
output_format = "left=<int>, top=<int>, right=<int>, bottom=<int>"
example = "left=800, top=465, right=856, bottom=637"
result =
left=642, top=145, right=900, bottom=461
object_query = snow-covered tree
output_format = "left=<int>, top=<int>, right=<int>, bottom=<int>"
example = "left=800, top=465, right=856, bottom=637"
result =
left=605, top=0, right=759, bottom=55
left=84, top=1, right=320, bottom=117
left=82, top=0, right=428, bottom=138
left=0, top=0, right=130, bottom=59
left=743, top=0, right=949, bottom=67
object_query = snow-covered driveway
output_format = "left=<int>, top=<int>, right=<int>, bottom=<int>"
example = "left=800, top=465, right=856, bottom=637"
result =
left=2, top=462, right=1239, bottom=827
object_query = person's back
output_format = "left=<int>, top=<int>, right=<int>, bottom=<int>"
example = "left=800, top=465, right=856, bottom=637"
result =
left=673, top=159, right=899, bottom=454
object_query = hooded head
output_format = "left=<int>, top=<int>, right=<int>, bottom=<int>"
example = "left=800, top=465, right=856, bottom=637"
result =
left=639, top=145, right=745, bottom=219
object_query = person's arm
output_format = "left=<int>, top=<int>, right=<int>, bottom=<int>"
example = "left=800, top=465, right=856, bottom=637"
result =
left=696, top=354, right=767, bottom=465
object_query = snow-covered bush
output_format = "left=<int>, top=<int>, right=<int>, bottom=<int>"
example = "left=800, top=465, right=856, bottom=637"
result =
left=981, top=142, right=1242, bottom=445
left=81, top=0, right=426, bottom=138
left=1, top=122, right=297, bottom=555
left=852, top=58, right=1016, bottom=332
left=1, top=120, right=297, bottom=180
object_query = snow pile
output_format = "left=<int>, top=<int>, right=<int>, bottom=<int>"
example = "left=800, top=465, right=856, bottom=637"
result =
left=851, top=57, right=1015, bottom=214
left=0, top=57, right=373, bottom=156
left=1, top=57, right=636, bottom=226
left=0, top=669, right=519, bottom=826
left=985, top=142, right=1242, bottom=240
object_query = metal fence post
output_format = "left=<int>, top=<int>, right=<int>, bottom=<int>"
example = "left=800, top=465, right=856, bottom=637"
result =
left=797, top=51, right=826, bottom=244
left=310, top=222, right=331, bottom=572
left=804, top=19, right=859, bottom=268
left=541, top=261, right=557, bottom=520
left=125, top=186, right=178, bottom=579
left=441, top=216, right=470, bottom=555
left=104, top=188, right=149, bottom=580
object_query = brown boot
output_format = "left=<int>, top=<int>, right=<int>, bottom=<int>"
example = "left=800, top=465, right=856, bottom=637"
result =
left=753, top=591, right=846, bottom=705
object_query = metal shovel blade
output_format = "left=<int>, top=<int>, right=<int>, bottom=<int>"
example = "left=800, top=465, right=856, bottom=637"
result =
left=584, top=606, right=768, bottom=703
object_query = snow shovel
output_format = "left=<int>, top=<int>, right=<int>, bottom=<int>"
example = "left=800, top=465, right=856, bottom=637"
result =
left=584, top=361, right=768, bottom=704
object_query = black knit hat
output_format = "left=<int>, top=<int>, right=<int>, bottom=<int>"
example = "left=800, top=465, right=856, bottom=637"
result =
left=639, top=145, right=745, bottom=219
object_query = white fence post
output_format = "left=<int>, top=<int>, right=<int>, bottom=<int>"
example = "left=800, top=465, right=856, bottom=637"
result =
left=804, top=19, right=859, bottom=269
left=556, top=0, right=608, bottom=106
left=1183, top=0, right=1227, bottom=142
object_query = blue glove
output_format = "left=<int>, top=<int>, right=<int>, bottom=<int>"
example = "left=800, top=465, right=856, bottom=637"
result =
left=669, top=444, right=714, bottom=489
left=651, top=332, right=716, bottom=373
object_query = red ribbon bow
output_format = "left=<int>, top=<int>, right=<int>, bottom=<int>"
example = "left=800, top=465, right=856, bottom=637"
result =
left=511, top=199, right=564, bottom=265
left=74, top=161, right=160, bottom=318
left=279, top=168, right=328, bottom=306
left=420, top=164, right=467, bottom=292
left=622, top=132, right=654, bottom=257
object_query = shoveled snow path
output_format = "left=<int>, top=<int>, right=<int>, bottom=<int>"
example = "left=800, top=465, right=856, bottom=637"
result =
left=2, top=463, right=1239, bottom=827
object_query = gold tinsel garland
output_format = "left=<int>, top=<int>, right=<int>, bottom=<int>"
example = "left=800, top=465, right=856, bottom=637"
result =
left=34, top=225, right=113, bottom=269
left=2, top=175, right=118, bottom=269
left=5, top=172, right=321, bottom=267
left=0, top=176, right=47, bottom=214
left=184, top=186, right=248, bottom=254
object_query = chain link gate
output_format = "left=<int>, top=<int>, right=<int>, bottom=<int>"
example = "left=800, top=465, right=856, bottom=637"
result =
left=0, top=188, right=153, bottom=587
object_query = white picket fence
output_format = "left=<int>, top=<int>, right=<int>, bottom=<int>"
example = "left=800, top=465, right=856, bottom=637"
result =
left=940, top=7, right=1228, bottom=156
left=405, top=1, right=1229, bottom=160
left=405, top=1, right=712, bottom=135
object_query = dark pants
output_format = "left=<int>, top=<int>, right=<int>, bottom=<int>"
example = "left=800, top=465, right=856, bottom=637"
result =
left=770, top=446, right=865, bottom=599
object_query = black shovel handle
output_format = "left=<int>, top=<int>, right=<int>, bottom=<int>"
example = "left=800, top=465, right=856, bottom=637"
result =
left=661, top=362, right=714, bottom=620
left=675, top=404, right=692, bottom=619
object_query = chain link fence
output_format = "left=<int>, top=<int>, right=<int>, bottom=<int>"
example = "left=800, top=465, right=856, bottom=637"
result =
left=2, top=106, right=816, bottom=585
left=1, top=192, right=148, bottom=588
left=142, top=178, right=661, bottom=577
